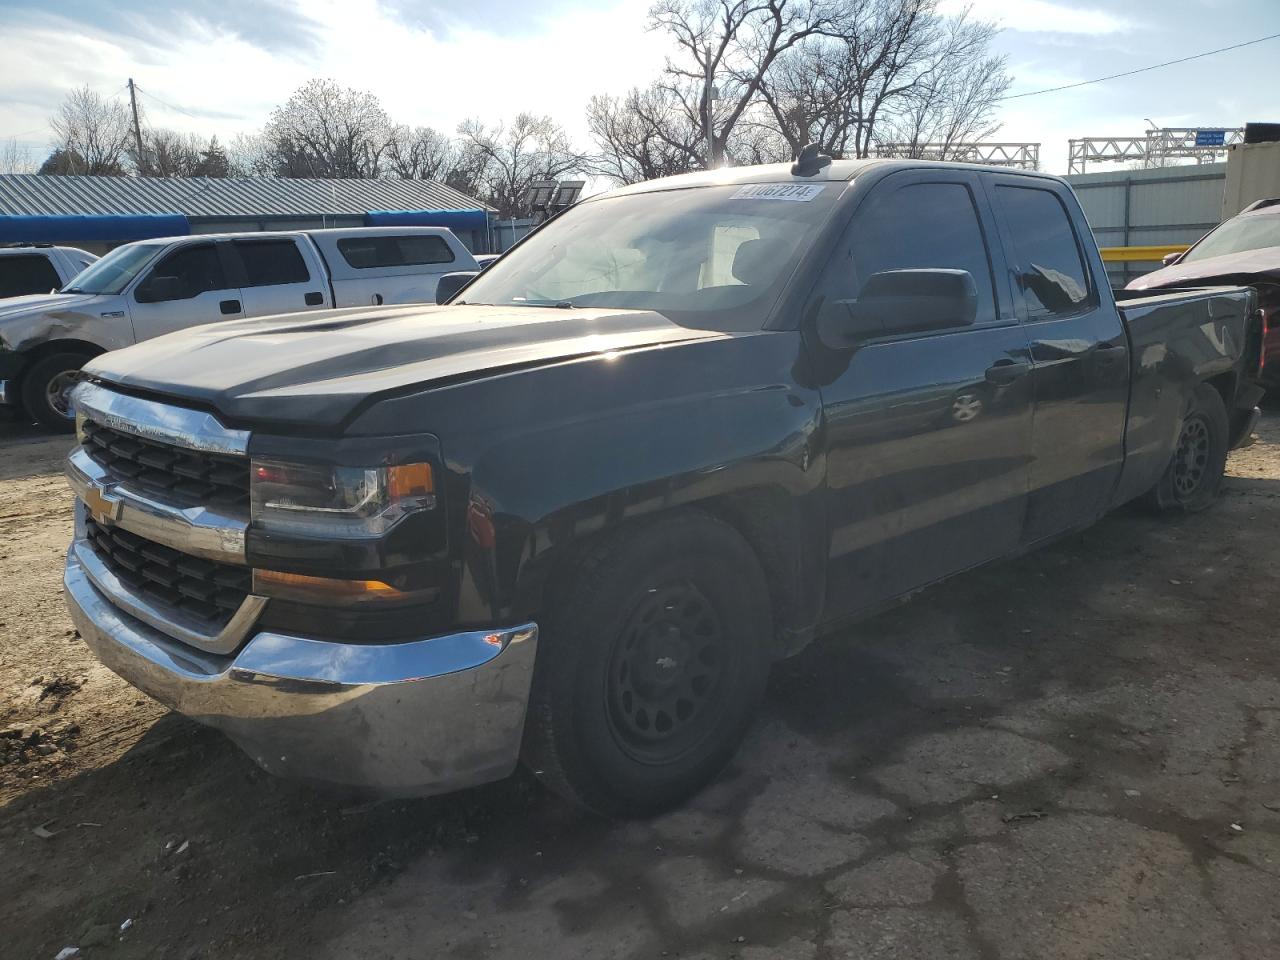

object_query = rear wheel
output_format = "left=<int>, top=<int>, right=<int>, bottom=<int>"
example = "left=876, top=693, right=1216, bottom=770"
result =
left=522, top=512, right=772, bottom=818
left=21, top=352, right=91, bottom=433
left=1145, top=383, right=1229, bottom=514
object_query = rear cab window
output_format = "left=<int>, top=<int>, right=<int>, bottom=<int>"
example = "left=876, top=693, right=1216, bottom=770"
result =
left=233, top=239, right=310, bottom=287
left=0, top=253, right=62, bottom=298
left=337, top=235, right=456, bottom=270
left=994, top=184, right=1095, bottom=318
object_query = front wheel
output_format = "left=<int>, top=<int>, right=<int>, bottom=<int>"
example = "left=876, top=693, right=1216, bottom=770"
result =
left=522, top=512, right=773, bottom=818
left=1145, top=382, right=1229, bottom=514
left=21, top=352, right=91, bottom=433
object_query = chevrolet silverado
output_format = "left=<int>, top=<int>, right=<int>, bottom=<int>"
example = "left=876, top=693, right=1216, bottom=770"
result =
left=61, top=154, right=1263, bottom=817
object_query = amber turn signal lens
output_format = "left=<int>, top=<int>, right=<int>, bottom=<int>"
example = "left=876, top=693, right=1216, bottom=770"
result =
left=387, top=462, right=434, bottom=499
left=253, top=569, right=408, bottom=605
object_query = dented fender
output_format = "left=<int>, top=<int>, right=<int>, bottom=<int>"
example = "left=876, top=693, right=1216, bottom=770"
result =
left=0, top=293, right=134, bottom=355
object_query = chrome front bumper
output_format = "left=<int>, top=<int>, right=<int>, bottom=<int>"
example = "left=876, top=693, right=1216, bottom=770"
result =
left=64, top=549, right=539, bottom=796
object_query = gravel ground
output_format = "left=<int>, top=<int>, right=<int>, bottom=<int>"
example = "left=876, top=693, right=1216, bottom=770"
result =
left=1, top=415, right=1278, bottom=960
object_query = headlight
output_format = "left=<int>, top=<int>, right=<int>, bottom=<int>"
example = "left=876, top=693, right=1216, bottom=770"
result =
left=250, top=458, right=435, bottom=538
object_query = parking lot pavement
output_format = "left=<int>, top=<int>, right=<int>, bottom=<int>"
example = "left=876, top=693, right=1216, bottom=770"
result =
left=1, top=416, right=1278, bottom=959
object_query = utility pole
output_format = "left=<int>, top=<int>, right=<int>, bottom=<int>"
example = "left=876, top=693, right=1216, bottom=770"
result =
left=127, top=78, right=145, bottom=173
left=703, top=56, right=715, bottom=170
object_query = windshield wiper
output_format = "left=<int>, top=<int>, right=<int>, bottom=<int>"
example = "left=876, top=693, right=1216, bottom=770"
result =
left=59, top=287, right=84, bottom=294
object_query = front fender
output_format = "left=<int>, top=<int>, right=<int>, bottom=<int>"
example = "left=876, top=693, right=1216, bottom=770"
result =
left=0, top=296, right=132, bottom=354
left=349, top=330, right=826, bottom=635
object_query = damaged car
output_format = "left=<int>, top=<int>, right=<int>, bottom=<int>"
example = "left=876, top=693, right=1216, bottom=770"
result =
left=1128, top=197, right=1280, bottom=389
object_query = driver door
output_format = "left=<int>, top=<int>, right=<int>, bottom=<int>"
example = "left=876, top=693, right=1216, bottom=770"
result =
left=809, top=170, right=1035, bottom=620
left=130, top=241, right=243, bottom=342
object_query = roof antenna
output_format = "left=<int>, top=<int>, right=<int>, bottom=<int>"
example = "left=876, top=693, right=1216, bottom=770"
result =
left=791, top=143, right=832, bottom=177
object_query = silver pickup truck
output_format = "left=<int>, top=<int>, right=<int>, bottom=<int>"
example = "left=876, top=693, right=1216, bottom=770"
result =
left=0, top=227, right=478, bottom=429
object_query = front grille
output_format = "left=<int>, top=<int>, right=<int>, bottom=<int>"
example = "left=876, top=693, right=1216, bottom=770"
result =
left=81, top=419, right=249, bottom=509
left=85, top=517, right=251, bottom=627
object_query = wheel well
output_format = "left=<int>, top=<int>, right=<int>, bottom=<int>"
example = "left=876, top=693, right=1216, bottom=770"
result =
left=25, top=339, right=105, bottom=365
left=1202, top=371, right=1236, bottom=412
left=529, top=489, right=813, bottom=658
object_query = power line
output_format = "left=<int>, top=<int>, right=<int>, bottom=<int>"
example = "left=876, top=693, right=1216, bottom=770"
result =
left=1001, top=32, right=1280, bottom=101
left=133, top=85, right=204, bottom=120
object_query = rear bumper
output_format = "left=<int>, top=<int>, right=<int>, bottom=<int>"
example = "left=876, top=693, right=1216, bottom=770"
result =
left=64, top=549, right=538, bottom=796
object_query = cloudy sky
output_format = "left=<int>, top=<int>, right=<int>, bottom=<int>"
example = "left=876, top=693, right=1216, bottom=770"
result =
left=0, top=0, right=1276, bottom=175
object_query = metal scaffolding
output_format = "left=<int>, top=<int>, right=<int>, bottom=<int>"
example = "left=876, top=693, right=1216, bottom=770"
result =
left=874, top=142, right=1041, bottom=169
left=1067, top=127, right=1245, bottom=175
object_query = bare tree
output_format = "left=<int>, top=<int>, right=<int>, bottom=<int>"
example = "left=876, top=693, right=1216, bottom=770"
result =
left=227, top=132, right=276, bottom=176
left=0, top=138, right=36, bottom=174
left=456, top=114, right=585, bottom=217
left=872, top=11, right=1011, bottom=158
left=649, top=0, right=837, bottom=167
left=134, top=128, right=201, bottom=176
left=586, top=85, right=704, bottom=184
left=47, top=86, right=132, bottom=174
left=261, top=79, right=396, bottom=178
left=387, top=125, right=453, bottom=180
left=752, top=0, right=1009, bottom=159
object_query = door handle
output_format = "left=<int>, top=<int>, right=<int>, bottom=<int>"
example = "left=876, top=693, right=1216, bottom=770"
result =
left=304, top=291, right=324, bottom=306
left=372, top=293, right=384, bottom=306
left=219, top=299, right=241, bottom=315
left=985, top=360, right=1031, bottom=384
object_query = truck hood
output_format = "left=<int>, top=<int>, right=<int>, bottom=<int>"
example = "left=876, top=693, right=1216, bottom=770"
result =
left=1126, top=246, right=1280, bottom=290
left=84, top=303, right=727, bottom=429
left=0, top=293, right=124, bottom=352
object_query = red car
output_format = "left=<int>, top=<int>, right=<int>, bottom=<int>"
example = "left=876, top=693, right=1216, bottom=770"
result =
left=1128, top=198, right=1279, bottom=387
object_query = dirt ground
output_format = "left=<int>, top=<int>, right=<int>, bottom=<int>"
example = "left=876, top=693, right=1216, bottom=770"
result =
left=2, top=415, right=1279, bottom=960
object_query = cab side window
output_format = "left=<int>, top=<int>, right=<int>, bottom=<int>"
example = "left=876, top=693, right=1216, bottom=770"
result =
left=135, top=244, right=228, bottom=303
left=836, top=181, right=999, bottom=326
left=233, top=239, right=310, bottom=287
left=995, top=185, right=1094, bottom=318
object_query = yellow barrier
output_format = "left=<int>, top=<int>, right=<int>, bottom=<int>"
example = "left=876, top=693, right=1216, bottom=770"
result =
left=1098, top=244, right=1190, bottom=263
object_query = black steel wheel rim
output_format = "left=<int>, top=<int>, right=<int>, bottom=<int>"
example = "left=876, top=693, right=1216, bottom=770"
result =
left=605, top=581, right=728, bottom=763
left=1173, top=414, right=1210, bottom=498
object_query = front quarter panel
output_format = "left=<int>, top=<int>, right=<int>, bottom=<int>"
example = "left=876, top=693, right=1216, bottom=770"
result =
left=0, top=295, right=134, bottom=354
left=347, top=330, right=826, bottom=638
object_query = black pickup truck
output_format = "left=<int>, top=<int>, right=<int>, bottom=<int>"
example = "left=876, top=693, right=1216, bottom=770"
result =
left=62, top=156, right=1263, bottom=817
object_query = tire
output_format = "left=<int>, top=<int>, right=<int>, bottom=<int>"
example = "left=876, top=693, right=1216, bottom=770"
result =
left=1144, top=383, right=1229, bottom=514
left=21, top=352, right=90, bottom=433
left=522, top=511, right=773, bottom=818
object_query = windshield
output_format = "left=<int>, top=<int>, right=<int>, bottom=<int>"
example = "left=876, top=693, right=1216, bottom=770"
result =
left=1183, top=213, right=1280, bottom=263
left=61, top=243, right=161, bottom=295
left=460, top=183, right=844, bottom=329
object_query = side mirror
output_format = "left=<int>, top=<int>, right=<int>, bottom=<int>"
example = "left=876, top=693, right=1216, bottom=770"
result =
left=435, top=271, right=479, bottom=305
left=817, top=269, right=978, bottom=350
left=136, top=274, right=184, bottom=303
left=1161, top=251, right=1183, bottom=267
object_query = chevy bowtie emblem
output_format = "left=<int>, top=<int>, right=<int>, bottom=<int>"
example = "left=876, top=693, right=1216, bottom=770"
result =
left=83, top=483, right=124, bottom=525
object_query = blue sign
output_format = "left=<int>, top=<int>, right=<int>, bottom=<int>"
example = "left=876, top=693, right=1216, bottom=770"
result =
left=1195, top=129, right=1226, bottom=147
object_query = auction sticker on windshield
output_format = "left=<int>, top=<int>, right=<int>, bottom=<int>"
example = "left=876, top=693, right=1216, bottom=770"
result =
left=732, top=184, right=825, bottom=202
